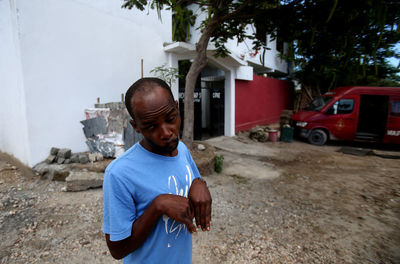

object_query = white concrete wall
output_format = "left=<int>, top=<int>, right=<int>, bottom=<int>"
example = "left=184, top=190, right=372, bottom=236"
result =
left=187, top=4, right=287, bottom=74
left=2, top=0, right=172, bottom=166
left=0, top=0, right=31, bottom=164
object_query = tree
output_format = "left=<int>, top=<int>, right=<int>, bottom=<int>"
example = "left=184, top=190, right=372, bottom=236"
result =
left=122, top=0, right=276, bottom=148
left=259, top=0, right=400, bottom=95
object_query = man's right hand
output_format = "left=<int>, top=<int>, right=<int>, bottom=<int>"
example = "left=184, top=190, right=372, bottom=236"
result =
left=155, top=194, right=197, bottom=233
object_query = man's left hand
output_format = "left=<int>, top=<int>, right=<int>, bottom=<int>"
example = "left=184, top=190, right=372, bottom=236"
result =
left=189, top=178, right=212, bottom=231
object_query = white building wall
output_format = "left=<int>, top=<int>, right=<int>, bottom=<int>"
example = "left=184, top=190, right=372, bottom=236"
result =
left=187, top=4, right=287, bottom=74
left=0, top=0, right=31, bottom=164
left=2, top=0, right=172, bottom=166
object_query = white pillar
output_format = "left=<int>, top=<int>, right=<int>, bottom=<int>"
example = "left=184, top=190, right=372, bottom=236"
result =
left=224, top=70, right=235, bottom=136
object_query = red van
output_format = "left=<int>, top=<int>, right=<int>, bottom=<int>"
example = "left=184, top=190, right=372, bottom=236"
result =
left=290, top=86, right=400, bottom=145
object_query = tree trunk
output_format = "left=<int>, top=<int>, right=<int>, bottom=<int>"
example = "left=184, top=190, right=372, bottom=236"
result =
left=181, top=20, right=219, bottom=149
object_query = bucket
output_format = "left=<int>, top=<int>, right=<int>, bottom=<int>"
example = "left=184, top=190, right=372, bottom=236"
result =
left=268, top=130, right=278, bottom=142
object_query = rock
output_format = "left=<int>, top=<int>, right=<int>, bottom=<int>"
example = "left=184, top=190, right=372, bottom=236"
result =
left=70, top=154, right=80, bottom=163
left=50, top=147, right=60, bottom=156
left=95, top=153, right=104, bottom=161
left=69, top=159, right=112, bottom=173
left=57, top=148, right=71, bottom=159
left=249, top=127, right=268, bottom=142
left=57, top=158, right=65, bottom=164
left=64, top=159, right=71, bottom=164
left=65, top=171, right=104, bottom=191
left=88, top=153, right=97, bottom=163
left=45, top=155, right=56, bottom=164
left=79, top=154, right=89, bottom=164
left=197, top=144, right=206, bottom=151
left=53, top=170, right=70, bottom=181
left=191, top=142, right=216, bottom=176
left=32, top=162, right=68, bottom=180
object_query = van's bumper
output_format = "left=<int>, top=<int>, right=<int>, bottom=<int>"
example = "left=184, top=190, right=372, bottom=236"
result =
left=299, top=129, right=311, bottom=138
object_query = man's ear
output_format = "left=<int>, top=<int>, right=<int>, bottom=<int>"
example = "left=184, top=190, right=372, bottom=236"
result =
left=175, top=100, right=179, bottom=110
left=129, top=119, right=141, bottom=134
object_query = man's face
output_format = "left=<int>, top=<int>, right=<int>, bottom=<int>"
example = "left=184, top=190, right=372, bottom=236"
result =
left=130, top=86, right=181, bottom=156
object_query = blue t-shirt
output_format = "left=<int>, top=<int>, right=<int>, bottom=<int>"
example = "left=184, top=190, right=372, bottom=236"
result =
left=103, top=141, right=201, bottom=264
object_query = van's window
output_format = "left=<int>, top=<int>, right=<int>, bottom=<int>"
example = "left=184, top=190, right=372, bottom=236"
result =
left=391, top=101, right=400, bottom=116
left=326, top=99, right=354, bottom=115
left=305, top=96, right=333, bottom=111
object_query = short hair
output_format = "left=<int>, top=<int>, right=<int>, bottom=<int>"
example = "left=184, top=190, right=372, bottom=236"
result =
left=125, top=77, right=175, bottom=119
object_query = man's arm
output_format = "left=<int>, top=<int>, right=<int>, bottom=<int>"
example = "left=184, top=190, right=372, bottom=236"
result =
left=105, top=194, right=197, bottom=260
left=189, top=178, right=212, bottom=231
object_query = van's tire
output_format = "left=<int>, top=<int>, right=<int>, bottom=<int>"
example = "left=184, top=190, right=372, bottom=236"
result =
left=308, top=129, right=328, bottom=145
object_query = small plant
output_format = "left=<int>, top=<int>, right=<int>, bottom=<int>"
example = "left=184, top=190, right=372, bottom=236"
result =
left=214, top=155, right=224, bottom=173
left=150, top=64, right=183, bottom=88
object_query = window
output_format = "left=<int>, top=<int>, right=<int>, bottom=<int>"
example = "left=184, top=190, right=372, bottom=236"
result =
left=391, top=101, right=400, bottom=116
left=326, top=99, right=354, bottom=115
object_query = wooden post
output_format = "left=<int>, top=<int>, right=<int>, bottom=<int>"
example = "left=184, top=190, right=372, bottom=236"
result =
left=141, top=59, right=143, bottom=78
left=121, top=93, right=124, bottom=103
left=97, top=97, right=100, bottom=104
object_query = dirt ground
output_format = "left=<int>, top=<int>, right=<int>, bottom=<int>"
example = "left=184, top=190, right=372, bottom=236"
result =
left=1, top=134, right=399, bottom=263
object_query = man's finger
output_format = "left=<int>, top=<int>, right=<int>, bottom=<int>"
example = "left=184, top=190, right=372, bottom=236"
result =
left=194, top=203, right=201, bottom=228
left=184, top=218, right=196, bottom=234
left=205, top=201, right=211, bottom=231
left=200, top=203, right=207, bottom=230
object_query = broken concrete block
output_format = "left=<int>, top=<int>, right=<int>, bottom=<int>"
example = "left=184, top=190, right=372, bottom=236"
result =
left=50, top=147, right=59, bottom=156
left=80, top=116, right=107, bottom=138
left=57, top=157, right=65, bottom=164
left=70, top=154, right=80, bottom=163
left=53, top=170, right=70, bottom=181
left=32, top=162, right=68, bottom=180
left=78, top=154, right=89, bottom=164
left=57, top=148, right=71, bottom=159
left=86, top=139, right=115, bottom=158
left=88, top=153, right=97, bottom=163
left=95, top=152, right=104, bottom=161
left=65, top=171, right=104, bottom=191
left=45, top=155, right=56, bottom=164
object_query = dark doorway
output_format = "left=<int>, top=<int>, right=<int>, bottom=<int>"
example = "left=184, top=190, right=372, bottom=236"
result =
left=356, top=95, right=389, bottom=140
left=203, top=79, right=225, bottom=137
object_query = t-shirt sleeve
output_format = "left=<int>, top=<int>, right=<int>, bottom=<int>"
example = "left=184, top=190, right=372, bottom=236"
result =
left=102, top=168, right=136, bottom=242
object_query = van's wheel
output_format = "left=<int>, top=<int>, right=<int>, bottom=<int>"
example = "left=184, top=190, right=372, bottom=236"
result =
left=308, top=129, right=327, bottom=145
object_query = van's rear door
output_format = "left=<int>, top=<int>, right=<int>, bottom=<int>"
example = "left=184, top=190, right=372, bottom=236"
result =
left=384, top=97, right=400, bottom=144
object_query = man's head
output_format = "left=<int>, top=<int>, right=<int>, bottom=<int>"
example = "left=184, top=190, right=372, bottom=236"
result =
left=125, top=78, right=181, bottom=156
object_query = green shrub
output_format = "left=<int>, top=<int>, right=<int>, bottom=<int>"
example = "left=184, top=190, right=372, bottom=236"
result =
left=214, top=155, right=224, bottom=173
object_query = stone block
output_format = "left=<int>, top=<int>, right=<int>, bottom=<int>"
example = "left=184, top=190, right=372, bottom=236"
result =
left=79, top=154, right=89, bottom=164
left=88, top=153, right=97, bottom=163
left=45, top=155, right=56, bottom=164
left=65, top=171, right=104, bottom=191
left=64, top=159, right=71, bottom=164
left=50, top=147, right=59, bottom=156
left=95, top=153, right=104, bottom=161
left=57, top=157, right=65, bottom=164
left=57, top=148, right=71, bottom=159
left=70, top=154, right=80, bottom=163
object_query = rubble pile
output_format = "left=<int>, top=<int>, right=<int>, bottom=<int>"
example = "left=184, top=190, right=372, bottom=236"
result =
left=44, top=147, right=101, bottom=165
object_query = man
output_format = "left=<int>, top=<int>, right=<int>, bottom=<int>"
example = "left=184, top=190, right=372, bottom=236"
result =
left=103, top=77, right=212, bottom=263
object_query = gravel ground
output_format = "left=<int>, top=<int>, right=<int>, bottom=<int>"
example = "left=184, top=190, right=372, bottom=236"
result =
left=1, top=135, right=400, bottom=263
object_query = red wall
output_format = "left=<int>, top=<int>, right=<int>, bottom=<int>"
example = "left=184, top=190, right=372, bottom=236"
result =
left=235, top=75, right=293, bottom=132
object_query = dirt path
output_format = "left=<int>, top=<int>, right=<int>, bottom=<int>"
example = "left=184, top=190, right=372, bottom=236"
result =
left=1, top=136, right=400, bottom=263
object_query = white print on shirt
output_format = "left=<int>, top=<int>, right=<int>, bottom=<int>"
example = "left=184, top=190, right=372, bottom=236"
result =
left=162, top=165, right=193, bottom=240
